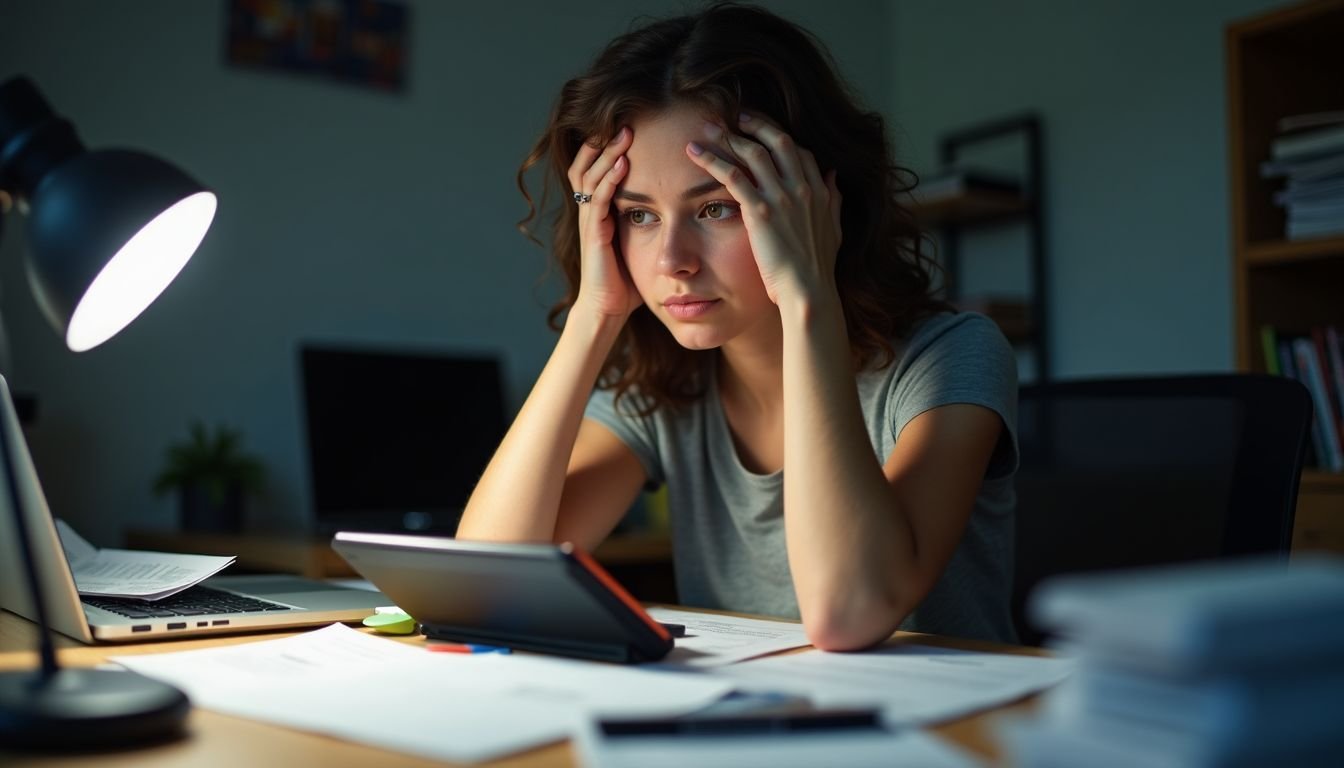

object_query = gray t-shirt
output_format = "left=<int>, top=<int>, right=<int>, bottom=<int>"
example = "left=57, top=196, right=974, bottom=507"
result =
left=584, top=311, right=1019, bottom=643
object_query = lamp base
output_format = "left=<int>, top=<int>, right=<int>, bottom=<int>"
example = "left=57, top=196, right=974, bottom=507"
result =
left=0, top=667, right=189, bottom=750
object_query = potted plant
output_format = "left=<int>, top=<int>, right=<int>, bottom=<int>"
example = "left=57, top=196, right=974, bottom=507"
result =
left=153, top=421, right=265, bottom=533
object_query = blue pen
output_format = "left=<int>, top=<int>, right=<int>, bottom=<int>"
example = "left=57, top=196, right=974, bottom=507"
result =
left=426, top=642, right=511, bottom=654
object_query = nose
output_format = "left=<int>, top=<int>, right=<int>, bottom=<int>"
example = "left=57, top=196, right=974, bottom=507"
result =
left=656, top=219, right=701, bottom=277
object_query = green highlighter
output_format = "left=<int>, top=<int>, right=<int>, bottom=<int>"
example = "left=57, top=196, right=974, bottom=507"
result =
left=362, top=611, right=418, bottom=635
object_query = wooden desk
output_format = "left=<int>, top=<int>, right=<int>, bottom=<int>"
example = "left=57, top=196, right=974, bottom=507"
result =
left=0, top=610, right=1044, bottom=767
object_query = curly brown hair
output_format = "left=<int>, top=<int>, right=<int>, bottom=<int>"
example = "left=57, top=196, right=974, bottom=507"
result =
left=517, top=2, right=948, bottom=413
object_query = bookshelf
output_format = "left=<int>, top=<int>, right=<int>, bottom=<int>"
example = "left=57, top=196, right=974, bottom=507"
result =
left=912, top=114, right=1050, bottom=381
left=1226, top=0, right=1344, bottom=554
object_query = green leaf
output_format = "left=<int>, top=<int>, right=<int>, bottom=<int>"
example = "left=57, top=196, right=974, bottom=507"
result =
left=153, top=421, right=267, bottom=498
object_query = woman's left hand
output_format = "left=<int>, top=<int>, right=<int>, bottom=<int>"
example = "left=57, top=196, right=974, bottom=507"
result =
left=687, top=114, right=842, bottom=308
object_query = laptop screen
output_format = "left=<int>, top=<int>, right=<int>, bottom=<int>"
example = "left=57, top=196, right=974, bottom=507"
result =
left=299, top=345, right=507, bottom=536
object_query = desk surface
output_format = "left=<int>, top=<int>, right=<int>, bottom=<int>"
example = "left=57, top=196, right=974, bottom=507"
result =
left=0, top=610, right=1044, bottom=767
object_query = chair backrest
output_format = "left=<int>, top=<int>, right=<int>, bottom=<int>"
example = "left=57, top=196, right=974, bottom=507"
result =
left=1012, top=374, right=1312, bottom=645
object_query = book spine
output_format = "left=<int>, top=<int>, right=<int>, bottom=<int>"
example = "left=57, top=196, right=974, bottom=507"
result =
left=1260, top=326, right=1280, bottom=376
left=1314, top=327, right=1344, bottom=452
left=1327, top=326, right=1344, bottom=430
left=1279, top=338, right=1323, bottom=468
left=1294, top=337, right=1344, bottom=472
left=1271, top=124, right=1344, bottom=160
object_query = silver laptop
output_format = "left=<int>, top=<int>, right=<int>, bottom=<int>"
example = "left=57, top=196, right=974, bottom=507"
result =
left=0, top=376, right=388, bottom=642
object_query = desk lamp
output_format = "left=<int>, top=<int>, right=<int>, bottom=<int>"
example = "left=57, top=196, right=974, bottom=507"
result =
left=0, top=76, right=216, bottom=749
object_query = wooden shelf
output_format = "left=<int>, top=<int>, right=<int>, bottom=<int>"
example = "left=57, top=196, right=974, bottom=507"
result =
left=924, top=115, right=1049, bottom=380
left=1245, top=235, right=1344, bottom=265
left=591, top=532, right=673, bottom=565
left=912, top=190, right=1031, bottom=228
left=1301, top=470, right=1344, bottom=490
left=955, top=297, right=1033, bottom=343
left=1228, top=1, right=1344, bottom=557
left=125, top=529, right=357, bottom=579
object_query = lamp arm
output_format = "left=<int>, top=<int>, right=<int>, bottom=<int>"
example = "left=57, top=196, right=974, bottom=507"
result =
left=0, top=404, right=60, bottom=677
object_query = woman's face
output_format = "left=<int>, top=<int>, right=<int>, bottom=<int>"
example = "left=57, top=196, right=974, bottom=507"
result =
left=613, top=104, right=777, bottom=351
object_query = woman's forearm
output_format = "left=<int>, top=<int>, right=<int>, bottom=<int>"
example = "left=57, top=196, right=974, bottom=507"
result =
left=456, top=311, right=625, bottom=542
left=779, top=290, right=916, bottom=650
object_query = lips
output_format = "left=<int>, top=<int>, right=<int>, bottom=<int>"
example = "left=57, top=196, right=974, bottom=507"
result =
left=663, top=296, right=719, bottom=319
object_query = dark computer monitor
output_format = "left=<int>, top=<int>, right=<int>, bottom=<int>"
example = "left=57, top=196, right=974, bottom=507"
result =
left=299, top=344, right=507, bottom=536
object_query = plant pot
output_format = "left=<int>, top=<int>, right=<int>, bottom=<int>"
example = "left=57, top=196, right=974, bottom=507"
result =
left=179, top=482, right=244, bottom=533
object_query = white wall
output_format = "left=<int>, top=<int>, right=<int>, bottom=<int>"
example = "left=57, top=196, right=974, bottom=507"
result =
left=0, top=0, right=892, bottom=545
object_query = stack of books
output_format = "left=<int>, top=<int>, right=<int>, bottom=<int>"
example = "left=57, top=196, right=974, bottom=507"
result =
left=1261, top=111, right=1344, bottom=241
left=1260, top=324, right=1344, bottom=472
left=1003, top=557, right=1344, bottom=767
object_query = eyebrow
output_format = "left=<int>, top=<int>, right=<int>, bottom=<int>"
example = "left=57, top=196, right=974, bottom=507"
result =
left=615, top=179, right=726, bottom=204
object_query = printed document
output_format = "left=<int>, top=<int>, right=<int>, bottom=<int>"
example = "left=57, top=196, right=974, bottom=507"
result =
left=55, top=519, right=235, bottom=600
left=714, top=642, right=1074, bottom=724
left=111, top=624, right=735, bottom=763
left=646, top=606, right=812, bottom=667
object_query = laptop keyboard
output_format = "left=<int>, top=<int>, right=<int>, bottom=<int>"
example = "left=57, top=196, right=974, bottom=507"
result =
left=83, top=586, right=292, bottom=619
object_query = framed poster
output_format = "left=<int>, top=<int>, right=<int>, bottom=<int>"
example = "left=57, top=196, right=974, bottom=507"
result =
left=225, top=0, right=409, bottom=92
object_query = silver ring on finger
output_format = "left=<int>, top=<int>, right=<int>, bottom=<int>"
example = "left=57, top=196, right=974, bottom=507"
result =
left=573, top=191, right=593, bottom=205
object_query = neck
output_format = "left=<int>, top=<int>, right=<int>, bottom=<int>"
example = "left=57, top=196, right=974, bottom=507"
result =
left=717, top=311, right=784, bottom=414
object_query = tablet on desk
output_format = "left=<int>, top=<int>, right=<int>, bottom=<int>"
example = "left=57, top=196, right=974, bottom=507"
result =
left=331, top=532, right=674, bottom=663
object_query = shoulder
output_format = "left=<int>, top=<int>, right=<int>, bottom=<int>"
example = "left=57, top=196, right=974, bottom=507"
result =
left=903, top=311, right=1012, bottom=363
left=865, top=311, right=1020, bottom=478
left=585, top=385, right=704, bottom=449
left=859, top=310, right=1018, bottom=433
left=587, top=385, right=656, bottom=427
left=858, top=311, right=1014, bottom=389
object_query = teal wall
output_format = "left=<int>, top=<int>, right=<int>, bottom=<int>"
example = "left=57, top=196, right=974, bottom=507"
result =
left=0, top=0, right=890, bottom=544
left=888, top=0, right=1288, bottom=378
left=0, top=1, right=1295, bottom=544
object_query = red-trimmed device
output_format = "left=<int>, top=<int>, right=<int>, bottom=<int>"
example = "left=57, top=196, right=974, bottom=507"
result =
left=331, top=532, right=674, bottom=663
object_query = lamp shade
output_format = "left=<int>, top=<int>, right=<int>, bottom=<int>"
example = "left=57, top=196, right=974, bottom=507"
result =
left=0, top=76, right=215, bottom=352
left=26, top=150, right=216, bottom=351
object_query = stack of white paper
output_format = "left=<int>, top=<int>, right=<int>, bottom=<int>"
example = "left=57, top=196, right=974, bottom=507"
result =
left=645, top=606, right=812, bottom=666
left=56, top=519, right=235, bottom=600
left=112, top=624, right=737, bottom=764
left=713, top=642, right=1074, bottom=725
left=1003, top=556, right=1344, bottom=767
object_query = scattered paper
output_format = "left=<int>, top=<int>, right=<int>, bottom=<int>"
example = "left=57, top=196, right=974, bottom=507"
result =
left=646, top=607, right=813, bottom=667
left=112, top=624, right=735, bottom=763
left=714, top=643, right=1074, bottom=725
left=55, top=519, right=235, bottom=600
left=576, top=722, right=986, bottom=768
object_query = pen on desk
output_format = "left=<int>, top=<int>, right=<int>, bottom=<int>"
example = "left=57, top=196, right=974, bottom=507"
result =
left=425, top=642, right=512, bottom=654
left=658, top=622, right=686, bottom=638
left=598, top=709, right=884, bottom=737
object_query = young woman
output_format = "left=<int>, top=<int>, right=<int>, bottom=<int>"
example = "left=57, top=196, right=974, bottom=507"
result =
left=457, top=3, right=1018, bottom=649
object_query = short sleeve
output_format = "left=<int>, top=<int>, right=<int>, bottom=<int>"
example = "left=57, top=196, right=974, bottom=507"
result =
left=583, top=387, right=666, bottom=485
left=888, top=313, right=1019, bottom=480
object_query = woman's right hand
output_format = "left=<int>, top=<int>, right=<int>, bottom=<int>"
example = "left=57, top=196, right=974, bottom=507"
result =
left=567, top=126, right=641, bottom=321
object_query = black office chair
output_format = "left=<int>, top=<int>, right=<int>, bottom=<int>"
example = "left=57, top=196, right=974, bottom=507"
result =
left=1011, top=374, right=1312, bottom=645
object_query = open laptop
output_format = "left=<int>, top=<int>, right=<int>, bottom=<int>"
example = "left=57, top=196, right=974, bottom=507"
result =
left=0, top=376, right=387, bottom=642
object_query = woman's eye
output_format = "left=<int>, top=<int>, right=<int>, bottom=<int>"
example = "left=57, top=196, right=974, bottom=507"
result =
left=702, top=202, right=736, bottom=220
left=625, top=209, right=655, bottom=225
